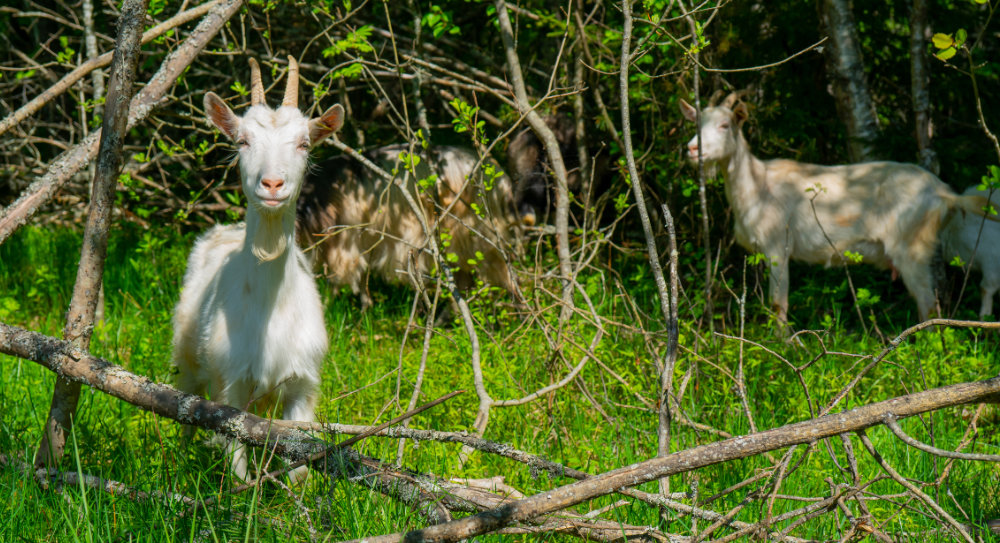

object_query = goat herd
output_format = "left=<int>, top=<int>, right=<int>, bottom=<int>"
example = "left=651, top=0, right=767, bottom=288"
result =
left=171, top=58, right=999, bottom=482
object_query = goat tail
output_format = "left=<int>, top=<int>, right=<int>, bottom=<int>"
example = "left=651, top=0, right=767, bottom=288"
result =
left=947, top=193, right=1000, bottom=223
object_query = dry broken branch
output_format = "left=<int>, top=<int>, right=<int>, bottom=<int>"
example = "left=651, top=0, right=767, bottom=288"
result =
left=0, top=322, right=680, bottom=542
left=345, top=373, right=1000, bottom=542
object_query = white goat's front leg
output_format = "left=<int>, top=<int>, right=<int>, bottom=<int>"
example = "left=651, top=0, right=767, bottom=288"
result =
left=281, top=378, right=318, bottom=485
left=768, top=254, right=790, bottom=326
left=220, top=379, right=254, bottom=483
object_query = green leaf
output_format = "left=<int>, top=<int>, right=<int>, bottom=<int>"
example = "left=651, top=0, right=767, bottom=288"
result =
left=935, top=47, right=957, bottom=61
left=230, top=80, right=248, bottom=96
left=955, top=28, right=968, bottom=47
left=844, top=250, right=863, bottom=264
left=931, top=33, right=953, bottom=49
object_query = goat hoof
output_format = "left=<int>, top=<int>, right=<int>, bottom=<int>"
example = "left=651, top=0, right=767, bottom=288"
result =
left=287, top=465, right=310, bottom=486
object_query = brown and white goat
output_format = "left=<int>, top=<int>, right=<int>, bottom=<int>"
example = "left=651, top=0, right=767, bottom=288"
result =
left=296, top=144, right=518, bottom=308
left=173, top=57, right=343, bottom=483
left=680, top=92, right=998, bottom=323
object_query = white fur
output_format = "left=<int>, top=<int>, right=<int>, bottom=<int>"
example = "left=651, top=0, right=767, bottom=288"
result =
left=940, top=186, right=1000, bottom=318
left=680, top=96, right=995, bottom=323
left=174, top=80, right=342, bottom=483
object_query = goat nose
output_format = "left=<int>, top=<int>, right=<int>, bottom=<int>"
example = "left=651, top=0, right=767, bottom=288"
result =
left=261, top=177, right=284, bottom=192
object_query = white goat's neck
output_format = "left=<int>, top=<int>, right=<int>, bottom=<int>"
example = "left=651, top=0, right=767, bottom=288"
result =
left=245, top=205, right=296, bottom=263
left=722, top=130, right=766, bottom=206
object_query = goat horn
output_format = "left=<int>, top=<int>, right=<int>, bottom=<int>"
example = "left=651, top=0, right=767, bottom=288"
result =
left=707, top=89, right=727, bottom=107
left=248, top=58, right=265, bottom=107
left=283, top=55, right=299, bottom=108
left=722, top=88, right=751, bottom=109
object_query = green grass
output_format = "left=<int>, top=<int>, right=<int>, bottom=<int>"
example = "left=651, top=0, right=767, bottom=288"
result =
left=1, top=224, right=999, bottom=541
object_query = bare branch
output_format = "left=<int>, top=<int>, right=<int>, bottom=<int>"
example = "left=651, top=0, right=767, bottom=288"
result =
left=857, top=430, right=975, bottom=543
left=883, top=414, right=1000, bottom=462
left=0, top=0, right=244, bottom=245
left=0, top=0, right=225, bottom=139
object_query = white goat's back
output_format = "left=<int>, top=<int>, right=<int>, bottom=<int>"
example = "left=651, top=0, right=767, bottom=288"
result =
left=748, top=160, right=953, bottom=269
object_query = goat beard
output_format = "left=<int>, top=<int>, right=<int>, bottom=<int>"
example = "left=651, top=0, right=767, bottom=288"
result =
left=249, top=211, right=289, bottom=262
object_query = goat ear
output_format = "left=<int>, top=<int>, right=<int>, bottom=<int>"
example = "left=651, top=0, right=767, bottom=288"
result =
left=310, top=104, right=345, bottom=145
left=679, top=99, right=698, bottom=123
left=732, top=102, right=749, bottom=126
left=204, top=92, right=240, bottom=140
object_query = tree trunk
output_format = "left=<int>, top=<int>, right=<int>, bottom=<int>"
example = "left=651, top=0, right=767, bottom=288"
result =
left=819, top=0, right=881, bottom=162
left=34, top=0, right=148, bottom=470
left=910, top=0, right=938, bottom=174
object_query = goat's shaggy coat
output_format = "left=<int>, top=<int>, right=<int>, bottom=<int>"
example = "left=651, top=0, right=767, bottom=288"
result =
left=680, top=93, right=997, bottom=323
left=173, top=57, right=342, bottom=483
left=940, top=186, right=1000, bottom=318
left=296, top=144, right=518, bottom=307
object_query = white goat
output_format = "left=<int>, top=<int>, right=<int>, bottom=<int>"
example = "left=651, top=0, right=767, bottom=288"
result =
left=680, top=92, right=998, bottom=323
left=296, top=144, right=518, bottom=308
left=173, top=57, right=343, bottom=483
left=940, top=186, right=1000, bottom=318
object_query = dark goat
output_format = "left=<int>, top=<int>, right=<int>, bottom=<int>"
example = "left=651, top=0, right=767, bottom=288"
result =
left=507, top=115, right=612, bottom=227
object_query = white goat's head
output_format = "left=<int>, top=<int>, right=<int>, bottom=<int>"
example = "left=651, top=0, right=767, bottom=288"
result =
left=679, top=91, right=749, bottom=164
left=204, top=57, right=344, bottom=217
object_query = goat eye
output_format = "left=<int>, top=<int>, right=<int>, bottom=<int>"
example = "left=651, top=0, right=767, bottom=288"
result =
left=719, top=123, right=730, bottom=130
left=237, top=138, right=249, bottom=147
left=298, top=142, right=309, bottom=151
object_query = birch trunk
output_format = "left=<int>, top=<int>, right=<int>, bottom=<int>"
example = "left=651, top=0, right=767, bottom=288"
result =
left=910, top=0, right=938, bottom=174
left=819, top=0, right=881, bottom=162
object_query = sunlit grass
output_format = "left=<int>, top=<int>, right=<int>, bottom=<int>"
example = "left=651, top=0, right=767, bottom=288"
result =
left=1, top=224, right=998, bottom=541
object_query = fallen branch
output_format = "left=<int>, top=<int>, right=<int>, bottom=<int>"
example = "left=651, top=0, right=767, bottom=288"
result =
left=0, top=454, right=196, bottom=505
left=0, top=322, right=324, bottom=459
left=883, top=414, right=1000, bottom=462
left=858, top=430, right=975, bottom=543
left=345, top=375, right=1000, bottom=542
left=0, top=322, right=677, bottom=542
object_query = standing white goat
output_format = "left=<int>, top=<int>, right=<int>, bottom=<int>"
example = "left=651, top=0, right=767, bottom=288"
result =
left=940, top=186, right=1000, bottom=318
left=173, top=57, right=343, bottom=483
left=680, top=92, right=997, bottom=323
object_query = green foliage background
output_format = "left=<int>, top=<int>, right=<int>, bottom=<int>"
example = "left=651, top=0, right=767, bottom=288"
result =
left=1, top=0, right=999, bottom=540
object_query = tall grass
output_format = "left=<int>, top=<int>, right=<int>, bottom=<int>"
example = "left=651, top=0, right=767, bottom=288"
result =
left=1, top=224, right=998, bottom=541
